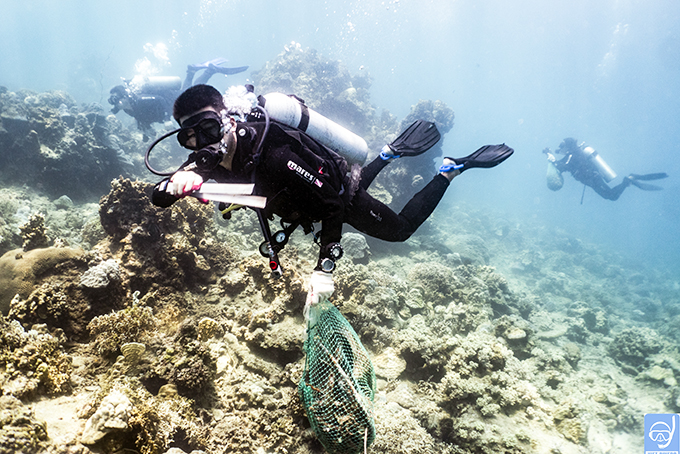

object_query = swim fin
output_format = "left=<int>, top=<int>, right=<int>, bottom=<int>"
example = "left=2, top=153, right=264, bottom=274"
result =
left=445, top=143, right=514, bottom=173
left=629, top=172, right=668, bottom=181
left=211, top=65, right=249, bottom=75
left=189, top=57, right=229, bottom=71
left=385, top=120, right=441, bottom=157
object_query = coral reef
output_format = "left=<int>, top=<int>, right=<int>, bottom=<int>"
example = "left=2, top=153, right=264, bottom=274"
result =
left=0, top=47, right=675, bottom=454
left=0, top=246, right=84, bottom=314
left=81, top=389, right=133, bottom=444
left=0, top=395, right=49, bottom=454
left=0, top=319, right=72, bottom=399
left=19, top=213, right=49, bottom=251
left=0, top=88, right=145, bottom=202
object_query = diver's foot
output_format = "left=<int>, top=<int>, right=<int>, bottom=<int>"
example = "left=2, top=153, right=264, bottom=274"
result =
left=379, top=144, right=401, bottom=161
left=439, top=158, right=461, bottom=182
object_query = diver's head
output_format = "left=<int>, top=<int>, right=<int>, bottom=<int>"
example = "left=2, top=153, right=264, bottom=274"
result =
left=108, top=85, right=130, bottom=114
left=557, top=138, right=579, bottom=154
left=173, top=84, right=226, bottom=124
left=173, top=84, right=229, bottom=151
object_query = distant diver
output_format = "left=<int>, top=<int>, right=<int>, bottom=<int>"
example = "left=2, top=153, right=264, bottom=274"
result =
left=144, top=84, right=514, bottom=306
left=543, top=138, right=668, bottom=202
left=108, top=58, right=248, bottom=141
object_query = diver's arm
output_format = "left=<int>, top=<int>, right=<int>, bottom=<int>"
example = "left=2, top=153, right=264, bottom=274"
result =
left=151, top=166, right=205, bottom=207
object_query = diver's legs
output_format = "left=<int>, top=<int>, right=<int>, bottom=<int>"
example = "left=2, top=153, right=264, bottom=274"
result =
left=182, top=67, right=197, bottom=91
left=346, top=174, right=450, bottom=241
left=193, top=68, right=217, bottom=86
left=358, top=155, right=390, bottom=190
left=590, top=177, right=629, bottom=201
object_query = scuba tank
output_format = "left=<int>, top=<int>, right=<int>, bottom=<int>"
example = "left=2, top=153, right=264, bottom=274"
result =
left=128, top=75, right=182, bottom=94
left=259, top=92, right=368, bottom=166
left=582, top=146, right=617, bottom=182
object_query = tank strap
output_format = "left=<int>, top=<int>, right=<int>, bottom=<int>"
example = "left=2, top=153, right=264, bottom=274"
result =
left=298, top=103, right=310, bottom=131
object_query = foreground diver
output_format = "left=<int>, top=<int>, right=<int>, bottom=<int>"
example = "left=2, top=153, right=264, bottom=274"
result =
left=108, top=58, right=248, bottom=140
left=149, top=84, right=513, bottom=304
left=543, top=138, right=667, bottom=201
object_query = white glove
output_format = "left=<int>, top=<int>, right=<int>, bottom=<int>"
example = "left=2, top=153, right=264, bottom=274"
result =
left=168, top=171, right=203, bottom=196
left=305, top=270, right=334, bottom=309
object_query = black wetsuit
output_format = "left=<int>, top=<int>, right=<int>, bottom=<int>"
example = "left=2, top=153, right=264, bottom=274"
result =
left=152, top=120, right=450, bottom=260
left=554, top=147, right=629, bottom=201
left=124, top=92, right=177, bottom=133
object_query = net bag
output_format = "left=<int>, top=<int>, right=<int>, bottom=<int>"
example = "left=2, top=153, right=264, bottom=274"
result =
left=299, top=299, right=376, bottom=453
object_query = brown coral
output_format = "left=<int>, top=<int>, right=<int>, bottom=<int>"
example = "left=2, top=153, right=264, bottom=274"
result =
left=0, top=246, right=84, bottom=314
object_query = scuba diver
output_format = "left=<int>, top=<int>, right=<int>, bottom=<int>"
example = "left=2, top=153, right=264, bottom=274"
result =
left=108, top=58, right=248, bottom=141
left=543, top=138, right=668, bottom=202
left=146, top=84, right=513, bottom=305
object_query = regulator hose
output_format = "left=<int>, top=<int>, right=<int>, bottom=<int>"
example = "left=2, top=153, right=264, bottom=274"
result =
left=144, top=128, right=181, bottom=176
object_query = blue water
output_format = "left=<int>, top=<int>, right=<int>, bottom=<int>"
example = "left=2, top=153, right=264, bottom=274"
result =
left=1, top=0, right=679, bottom=271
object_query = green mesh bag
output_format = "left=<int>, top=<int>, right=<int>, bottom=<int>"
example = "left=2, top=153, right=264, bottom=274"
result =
left=299, top=299, right=376, bottom=454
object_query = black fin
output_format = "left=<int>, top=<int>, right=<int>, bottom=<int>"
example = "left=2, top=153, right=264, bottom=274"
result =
left=629, top=172, right=668, bottom=181
left=629, top=179, right=664, bottom=191
left=447, top=144, right=514, bottom=173
left=388, top=120, right=441, bottom=157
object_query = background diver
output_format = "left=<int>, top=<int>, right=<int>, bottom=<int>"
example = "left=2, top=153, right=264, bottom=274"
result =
left=148, top=84, right=513, bottom=306
left=543, top=137, right=668, bottom=201
left=108, top=58, right=248, bottom=141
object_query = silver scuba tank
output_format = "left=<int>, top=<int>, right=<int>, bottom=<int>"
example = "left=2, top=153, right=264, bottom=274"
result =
left=129, top=75, right=182, bottom=94
left=260, top=92, right=368, bottom=165
left=582, top=146, right=617, bottom=182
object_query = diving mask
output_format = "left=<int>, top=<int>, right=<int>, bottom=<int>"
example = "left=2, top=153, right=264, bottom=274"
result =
left=177, top=110, right=225, bottom=150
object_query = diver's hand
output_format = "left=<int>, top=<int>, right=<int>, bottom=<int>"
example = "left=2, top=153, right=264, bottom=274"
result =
left=542, top=148, right=556, bottom=162
left=305, top=270, right=335, bottom=307
left=168, top=171, right=203, bottom=197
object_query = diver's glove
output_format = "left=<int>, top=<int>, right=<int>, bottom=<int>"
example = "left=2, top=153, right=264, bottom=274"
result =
left=168, top=171, right=203, bottom=197
left=304, top=270, right=335, bottom=316
left=542, top=148, right=556, bottom=163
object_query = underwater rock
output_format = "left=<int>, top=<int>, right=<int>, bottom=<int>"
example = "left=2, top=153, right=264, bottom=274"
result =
left=53, top=195, right=74, bottom=210
left=81, top=389, right=133, bottom=445
left=19, top=213, right=49, bottom=251
left=98, top=178, right=234, bottom=291
left=444, top=234, right=490, bottom=266
left=608, top=326, right=663, bottom=368
left=0, top=318, right=72, bottom=399
left=0, top=246, right=84, bottom=314
left=0, top=89, right=145, bottom=202
left=552, top=400, right=586, bottom=443
left=567, top=301, right=609, bottom=334
left=371, top=401, right=438, bottom=453
left=252, top=44, right=376, bottom=138
left=341, top=232, right=370, bottom=263
left=668, top=386, right=680, bottom=412
left=79, top=258, right=121, bottom=289
left=88, top=301, right=157, bottom=359
left=197, top=317, right=222, bottom=341
left=373, top=347, right=407, bottom=380
left=0, top=395, right=49, bottom=454
left=639, top=365, right=677, bottom=387
left=407, top=261, right=458, bottom=304
left=440, top=331, right=539, bottom=417
left=81, top=259, right=120, bottom=287
left=158, top=383, right=178, bottom=399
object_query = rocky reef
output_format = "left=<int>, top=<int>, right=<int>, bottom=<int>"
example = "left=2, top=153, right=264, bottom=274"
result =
left=0, top=45, right=677, bottom=454
left=0, top=87, right=146, bottom=202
